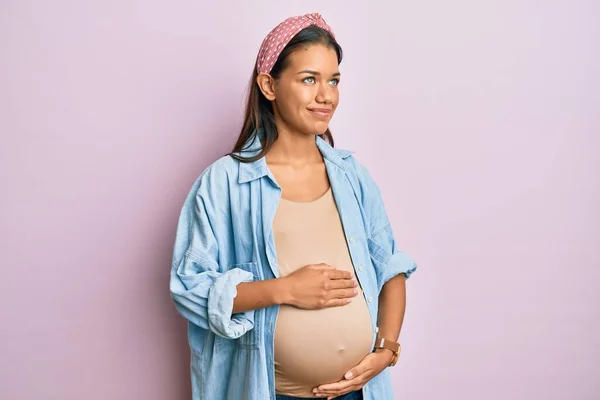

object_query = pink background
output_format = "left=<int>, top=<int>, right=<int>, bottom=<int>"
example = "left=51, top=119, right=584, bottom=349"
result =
left=1, top=1, right=598, bottom=399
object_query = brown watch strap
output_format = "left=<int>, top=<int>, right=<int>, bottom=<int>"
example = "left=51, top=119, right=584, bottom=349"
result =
left=373, top=337, right=400, bottom=366
left=374, top=337, right=400, bottom=353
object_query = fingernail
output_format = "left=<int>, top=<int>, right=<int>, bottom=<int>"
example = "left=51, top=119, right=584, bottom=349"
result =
left=353, top=289, right=358, bottom=294
left=345, top=371, right=353, bottom=379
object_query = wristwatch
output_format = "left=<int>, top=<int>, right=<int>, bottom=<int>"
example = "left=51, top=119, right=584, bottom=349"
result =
left=373, top=336, right=401, bottom=367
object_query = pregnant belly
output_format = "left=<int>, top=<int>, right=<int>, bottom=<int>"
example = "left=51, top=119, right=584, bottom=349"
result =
left=274, top=294, right=373, bottom=396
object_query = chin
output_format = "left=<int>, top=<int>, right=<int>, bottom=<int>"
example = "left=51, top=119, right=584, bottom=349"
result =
left=296, top=120, right=330, bottom=136
left=310, top=123, right=330, bottom=135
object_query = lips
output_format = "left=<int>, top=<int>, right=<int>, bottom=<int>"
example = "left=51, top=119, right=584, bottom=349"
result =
left=308, top=108, right=332, bottom=118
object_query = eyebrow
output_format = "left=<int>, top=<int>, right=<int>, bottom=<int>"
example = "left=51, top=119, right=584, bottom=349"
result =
left=296, top=69, right=341, bottom=77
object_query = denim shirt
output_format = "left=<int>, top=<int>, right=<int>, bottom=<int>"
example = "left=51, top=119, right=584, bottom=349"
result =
left=170, top=133, right=417, bottom=400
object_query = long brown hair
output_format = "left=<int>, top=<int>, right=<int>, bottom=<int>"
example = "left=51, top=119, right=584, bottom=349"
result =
left=229, top=25, right=343, bottom=163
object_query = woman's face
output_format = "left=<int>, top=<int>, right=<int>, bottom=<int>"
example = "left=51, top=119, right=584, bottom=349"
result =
left=263, top=44, right=341, bottom=136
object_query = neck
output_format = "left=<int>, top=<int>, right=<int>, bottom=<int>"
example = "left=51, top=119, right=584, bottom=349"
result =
left=266, top=116, right=323, bottom=166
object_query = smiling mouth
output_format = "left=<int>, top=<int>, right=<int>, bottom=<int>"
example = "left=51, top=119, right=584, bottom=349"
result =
left=308, top=109, right=332, bottom=118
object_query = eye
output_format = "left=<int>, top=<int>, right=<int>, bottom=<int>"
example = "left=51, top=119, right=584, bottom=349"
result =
left=329, top=78, right=340, bottom=86
left=302, top=77, right=316, bottom=84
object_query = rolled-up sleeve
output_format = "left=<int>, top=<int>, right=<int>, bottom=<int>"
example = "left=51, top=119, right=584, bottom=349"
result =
left=368, top=221, right=418, bottom=291
left=169, top=173, right=256, bottom=339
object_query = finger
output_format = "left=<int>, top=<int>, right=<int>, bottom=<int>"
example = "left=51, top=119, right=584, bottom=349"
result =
left=329, top=288, right=359, bottom=299
left=317, top=371, right=372, bottom=395
left=316, top=359, right=373, bottom=394
left=318, top=385, right=358, bottom=395
left=314, top=379, right=354, bottom=393
left=317, top=384, right=361, bottom=398
left=328, top=269, right=352, bottom=280
left=344, top=360, right=371, bottom=380
left=323, top=298, right=353, bottom=308
left=328, top=278, right=359, bottom=290
left=321, top=386, right=360, bottom=399
left=317, top=375, right=366, bottom=394
left=316, top=376, right=362, bottom=393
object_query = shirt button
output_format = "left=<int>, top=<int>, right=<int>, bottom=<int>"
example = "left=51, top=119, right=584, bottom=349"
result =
left=367, top=297, right=373, bottom=303
left=349, top=237, right=355, bottom=243
left=364, top=385, right=369, bottom=392
left=357, top=265, right=363, bottom=272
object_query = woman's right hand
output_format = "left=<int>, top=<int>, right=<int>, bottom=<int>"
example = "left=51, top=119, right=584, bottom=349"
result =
left=280, top=263, right=360, bottom=309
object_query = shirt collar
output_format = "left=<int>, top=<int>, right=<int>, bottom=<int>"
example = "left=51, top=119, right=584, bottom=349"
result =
left=237, top=130, right=355, bottom=184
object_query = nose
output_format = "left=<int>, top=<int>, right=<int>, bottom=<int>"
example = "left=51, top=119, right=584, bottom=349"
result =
left=315, top=82, right=333, bottom=105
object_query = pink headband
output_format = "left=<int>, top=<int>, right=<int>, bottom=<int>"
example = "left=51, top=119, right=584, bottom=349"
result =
left=256, top=13, right=336, bottom=75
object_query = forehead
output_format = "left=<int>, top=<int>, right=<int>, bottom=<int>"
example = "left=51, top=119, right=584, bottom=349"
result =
left=286, top=44, right=339, bottom=71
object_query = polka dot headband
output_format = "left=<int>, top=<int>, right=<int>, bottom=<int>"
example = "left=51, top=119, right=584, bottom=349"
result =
left=256, top=13, right=336, bottom=75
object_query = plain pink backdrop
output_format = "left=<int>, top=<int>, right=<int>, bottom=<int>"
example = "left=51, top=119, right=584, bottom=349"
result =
left=1, top=1, right=598, bottom=399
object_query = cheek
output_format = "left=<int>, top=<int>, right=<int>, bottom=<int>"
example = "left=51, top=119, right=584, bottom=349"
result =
left=297, top=89, right=316, bottom=107
left=281, top=87, right=310, bottom=111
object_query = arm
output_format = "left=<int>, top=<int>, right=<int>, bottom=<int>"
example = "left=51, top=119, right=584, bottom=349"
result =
left=170, top=170, right=256, bottom=339
left=374, top=274, right=406, bottom=362
left=233, top=264, right=359, bottom=313
left=232, top=278, right=286, bottom=314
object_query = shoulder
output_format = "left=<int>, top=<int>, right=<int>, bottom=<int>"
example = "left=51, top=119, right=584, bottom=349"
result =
left=189, top=154, right=240, bottom=200
left=202, top=154, right=239, bottom=180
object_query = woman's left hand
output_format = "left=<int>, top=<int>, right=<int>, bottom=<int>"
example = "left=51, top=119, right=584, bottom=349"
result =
left=312, top=349, right=394, bottom=399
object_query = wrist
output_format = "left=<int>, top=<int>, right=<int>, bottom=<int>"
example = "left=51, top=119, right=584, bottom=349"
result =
left=273, top=276, right=291, bottom=306
left=373, top=348, right=394, bottom=364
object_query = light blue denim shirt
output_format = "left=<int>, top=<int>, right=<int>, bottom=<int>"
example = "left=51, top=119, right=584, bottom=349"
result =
left=170, top=132, right=417, bottom=400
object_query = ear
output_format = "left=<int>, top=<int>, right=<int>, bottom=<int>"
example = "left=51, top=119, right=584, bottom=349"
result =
left=256, top=73, right=276, bottom=101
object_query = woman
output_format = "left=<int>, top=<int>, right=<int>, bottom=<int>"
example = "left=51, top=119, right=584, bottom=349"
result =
left=170, top=13, right=417, bottom=400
